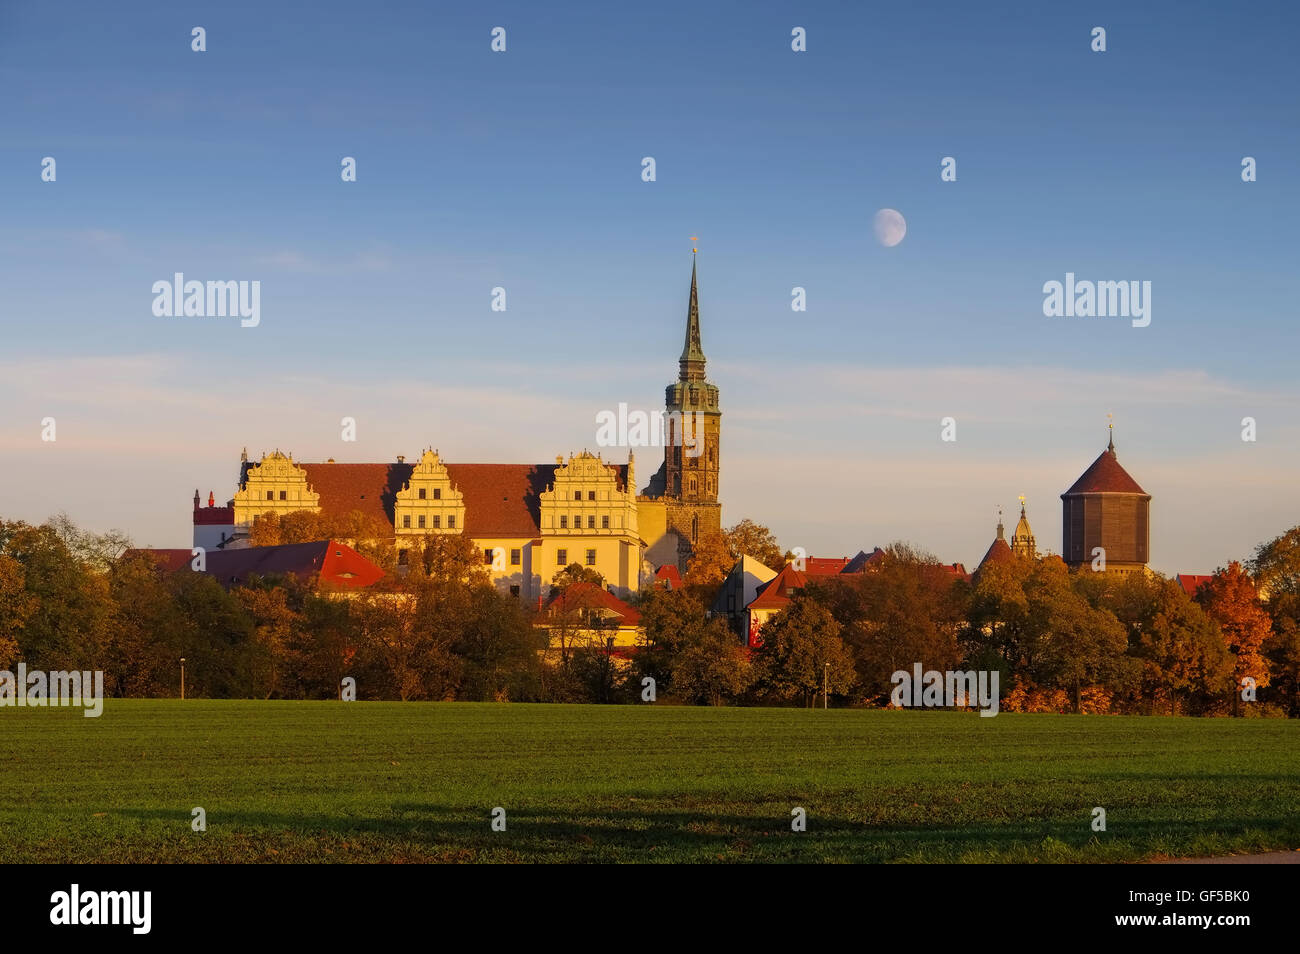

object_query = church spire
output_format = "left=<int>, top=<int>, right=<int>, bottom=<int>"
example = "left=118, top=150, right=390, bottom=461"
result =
left=679, top=253, right=706, bottom=381
left=1011, top=495, right=1037, bottom=559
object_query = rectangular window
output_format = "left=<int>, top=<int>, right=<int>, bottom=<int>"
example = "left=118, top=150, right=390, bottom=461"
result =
left=509, top=585, right=520, bottom=597
left=418, top=516, right=426, bottom=529
left=279, top=491, right=287, bottom=500
left=448, top=516, right=455, bottom=528
left=434, top=488, right=441, bottom=500
left=574, top=515, right=580, bottom=528
left=560, top=516, right=567, bottom=529
left=484, top=548, right=494, bottom=565
left=432, top=515, right=440, bottom=529
left=585, top=549, right=597, bottom=566
left=601, top=516, right=610, bottom=529
left=588, top=516, right=596, bottom=529
left=266, top=491, right=273, bottom=500
left=556, top=549, right=567, bottom=566
left=574, top=491, right=581, bottom=501
left=588, top=491, right=596, bottom=501
left=510, top=548, right=521, bottom=566
left=402, top=515, right=411, bottom=529
left=418, top=488, right=426, bottom=500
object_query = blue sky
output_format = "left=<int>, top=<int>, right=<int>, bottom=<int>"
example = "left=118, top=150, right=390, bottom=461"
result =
left=1, top=0, right=1297, bottom=572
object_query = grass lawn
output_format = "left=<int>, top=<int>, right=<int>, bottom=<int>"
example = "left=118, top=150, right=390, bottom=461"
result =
left=2, top=700, right=1297, bottom=863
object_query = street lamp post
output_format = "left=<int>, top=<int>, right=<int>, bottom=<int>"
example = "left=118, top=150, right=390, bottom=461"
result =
left=180, top=657, right=186, bottom=701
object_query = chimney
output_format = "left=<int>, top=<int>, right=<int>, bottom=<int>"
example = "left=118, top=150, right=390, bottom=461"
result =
left=397, top=455, right=405, bottom=463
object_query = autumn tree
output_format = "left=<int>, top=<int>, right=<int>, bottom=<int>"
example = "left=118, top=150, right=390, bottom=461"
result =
left=725, top=519, right=784, bottom=570
left=808, top=543, right=966, bottom=704
left=417, top=532, right=490, bottom=585
left=684, top=520, right=785, bottom=598
left=1197, top=562, right=1273, bottom=716
left=683, top=531, right=733, bottom=593
left=1248, top=525, right=1300, bottom=600
left=247, top=511, right=283, bottom=547
left=107, top=552, right=188, bottom=696
left=0, top=554, right=34, bottom=668
left=235, top=578, right=307, bottom=699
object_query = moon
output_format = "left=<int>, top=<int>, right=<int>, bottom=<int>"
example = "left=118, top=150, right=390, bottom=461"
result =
left=873, top=208, right=907, bottom=247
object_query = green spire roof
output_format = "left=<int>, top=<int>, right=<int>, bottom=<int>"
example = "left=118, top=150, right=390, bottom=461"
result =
left=679, top=254, right=706, bottom=381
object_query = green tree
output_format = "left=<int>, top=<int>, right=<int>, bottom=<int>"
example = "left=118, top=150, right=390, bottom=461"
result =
left=752, top=597, right=855, bottom=707
left=670, top=618, right=753, bottom=705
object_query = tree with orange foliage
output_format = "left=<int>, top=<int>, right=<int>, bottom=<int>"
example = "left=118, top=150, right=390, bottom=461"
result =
left=1197, top=562, right=1272, bottom=716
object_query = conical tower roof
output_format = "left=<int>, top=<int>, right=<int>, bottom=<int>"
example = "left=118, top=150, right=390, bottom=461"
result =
left=678, top=254, right=706, bottom=381
left=1063, top=432, right=1147, bottom=496
left=976, top=514, right=1013, bottom=573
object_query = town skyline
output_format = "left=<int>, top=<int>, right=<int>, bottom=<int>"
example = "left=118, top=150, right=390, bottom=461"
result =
left=2, top=1, right=1295, bottom=575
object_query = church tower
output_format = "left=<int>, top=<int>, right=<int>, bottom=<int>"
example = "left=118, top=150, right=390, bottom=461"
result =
left=1011, top=496, right=1037, bottom=559
left=642, top=253, right=722, bottom=567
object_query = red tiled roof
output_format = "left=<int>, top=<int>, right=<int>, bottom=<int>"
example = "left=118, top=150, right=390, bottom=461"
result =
left=264, top=461, right=629, bottom=537
left=543, top=581, right=641, bottom=626
left=654, top=564, right=682, bottom=588
left=1063, top=449, right=1148, bottom=496
left=194, top=506, right=234, bottom=525
left=941, top=562, right=971, bottom=582
left=978, top=537, right=1014, bottom=570
left=124, top=541, right=384, bottom=589
left=298, top=463, right=407, bottom=529
left=748, top=563, right=807, bottom=611
left=805, top=557, right=850, bottom=575
left=1176, top=574, right=1214, bottom=597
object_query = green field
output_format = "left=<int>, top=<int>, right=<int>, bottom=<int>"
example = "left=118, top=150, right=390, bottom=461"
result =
left=2, top=700, right=1297, bottom=863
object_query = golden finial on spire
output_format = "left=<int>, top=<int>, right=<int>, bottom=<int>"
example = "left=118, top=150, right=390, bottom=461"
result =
left=690, top=235, right=698, bottom=253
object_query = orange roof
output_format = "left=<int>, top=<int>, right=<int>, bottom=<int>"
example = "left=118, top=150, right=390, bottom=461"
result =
left=940, top=562, right=971, bottom=582
left=1176, top=574, right=1214, bottom=597
left=1063, top=448, right=1148, bottom=496
left=805, top=557, right=850, bottom=575
left=978, top=537, right=1014, bottom=569
left=748, top=563, right=808, bottom=611
left=543, top=581, right=641, bottom=626
left=654, top=564, right=682, bottom=588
